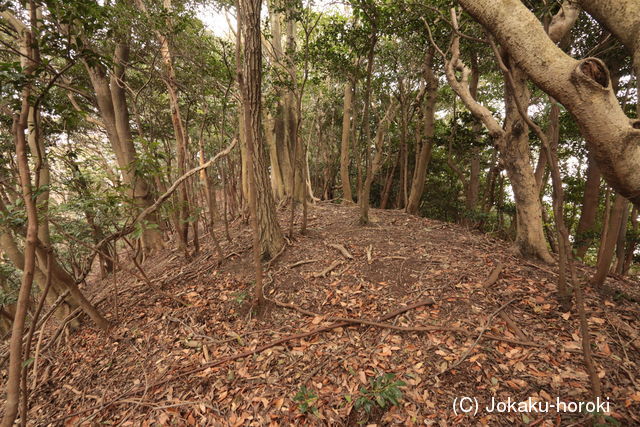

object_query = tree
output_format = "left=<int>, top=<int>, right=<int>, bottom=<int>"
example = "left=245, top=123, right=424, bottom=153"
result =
left=457, top=0, right=640, bottom=209
left=237, top=0, right=285, bottom=260
left=434, top=9, right=554, bottom=262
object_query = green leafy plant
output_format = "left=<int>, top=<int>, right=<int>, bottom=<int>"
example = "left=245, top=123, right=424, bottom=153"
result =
left=293, top=385, right=319, bottom=415
left=592, top=412, right=621, bottom=426
left=231, top=290, right=249, bottom=304
left=354, top=373, right=406, bottom=414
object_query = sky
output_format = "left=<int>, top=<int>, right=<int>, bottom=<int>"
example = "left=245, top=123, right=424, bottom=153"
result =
left=196, top=0, right=347, bottom=38
left=197, top=4, right=236, bottom=38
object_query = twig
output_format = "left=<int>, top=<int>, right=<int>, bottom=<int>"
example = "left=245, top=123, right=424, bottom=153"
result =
left=288, top=259, right=319, bottom=268
left=482, top=262, right=504, bottom=287
left=498, top=311, right=528, bottom=341
left=327, top=243, right=353, bottom=259
left=312, top=260, right=342, bottom=278
left=272, top=298, right=541, bottom=347
left=440, top=298, right=518, bottom=375
left=92, top=139, right=237, bottom=251
left=265, top=244, right=287, bottom=270
left=366, top=245, right=373, bottom=264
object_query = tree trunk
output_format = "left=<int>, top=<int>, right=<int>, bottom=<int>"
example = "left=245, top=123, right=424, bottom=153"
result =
left=442, top=15, right=553, bottom=263
left=406, top=51, right=437, bottom=215
left=502, top=64, right=553, bottom=263
left=359, top=100, right=399, bottom=225
left=622, top=207, right=638, bottom=275
left=380, top=152, right=399, bottom=210
left=574, top=154, right=601, bottom=258
left=238, top=0, right=284, bottom=260
left=591, top=194, right=627, bottom=287
left=84, top=54, right=164, bottom=255
left=614, top=201, right=630, bottom=274
left=340, top=80, right=354, bottom=203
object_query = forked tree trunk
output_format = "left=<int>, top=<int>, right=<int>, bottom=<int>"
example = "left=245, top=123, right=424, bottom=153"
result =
left=591, top=194, right=627, bottom=287
left=502, top=64, right=553, bottom=263
left=84, top=54, right=165, bottom=255
left=406, top=51, right=437, bottom=215
left=441, top=13, right=553, bottom=263
left=359, top=100, right=399, bottom=225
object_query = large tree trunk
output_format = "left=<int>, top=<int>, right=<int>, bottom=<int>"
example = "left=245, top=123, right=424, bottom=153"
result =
left=238, top=0, right=284, bottom=259
left=458, top=0, right=640, bottom=208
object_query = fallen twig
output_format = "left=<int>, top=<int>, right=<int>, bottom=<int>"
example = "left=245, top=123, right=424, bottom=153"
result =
left=498, top=311, right=529, bottom=341
left=312, top=260, right=342, bottom=278
left=272, top=298, right=542, bottom=347
left=440, top=298, right=518, bottom=375
left=327, top=243, right=353, bottom=259
left=482, top=262, right=504, bottom=288
left=289, top=259, right=319, bottom=268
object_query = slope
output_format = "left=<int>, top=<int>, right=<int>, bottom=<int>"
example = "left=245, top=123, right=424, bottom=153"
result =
left=5, top=202, right=640, bottom=425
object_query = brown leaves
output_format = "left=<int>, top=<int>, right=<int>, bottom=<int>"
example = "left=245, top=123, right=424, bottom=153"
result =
left=23, top=203, right=640, bottom=424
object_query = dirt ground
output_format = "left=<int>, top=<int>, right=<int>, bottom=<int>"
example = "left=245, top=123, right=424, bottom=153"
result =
left=4, top=202, right=640, bottom=425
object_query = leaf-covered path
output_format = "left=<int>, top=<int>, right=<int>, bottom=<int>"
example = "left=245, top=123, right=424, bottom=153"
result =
left=16, top=203, right=640, bottom=425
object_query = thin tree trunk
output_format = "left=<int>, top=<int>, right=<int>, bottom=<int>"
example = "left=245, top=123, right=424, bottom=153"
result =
left=614, top=202, right=630, bottom=274
left=406, top=51, right=437, bottom=215
left=340, top=80, right=354, bottom=203
left=359, top=100, right=399, bottom=225
left=2, top=77, right=38, bottom=427
left=380, top=153, right=399, bottom=210
left=622, top=207, right=638, bottom=275
left=591, top=194, right=627, bottom=287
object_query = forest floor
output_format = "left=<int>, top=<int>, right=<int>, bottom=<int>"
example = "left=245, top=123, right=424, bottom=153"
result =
left=8, top=202, right=640, bottom=425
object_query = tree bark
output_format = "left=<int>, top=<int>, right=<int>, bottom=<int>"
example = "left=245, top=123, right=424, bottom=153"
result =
left=84, top=53, right=165, bottom=255
left=238, top=0, right=285, bottom=260
left=2, top=19, right=38, bottom=422
left=622, top=207, right=638, bottom=275
left=614, top=201, right=630, bottom=274
left=574, top=154, right=601, bottom=258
